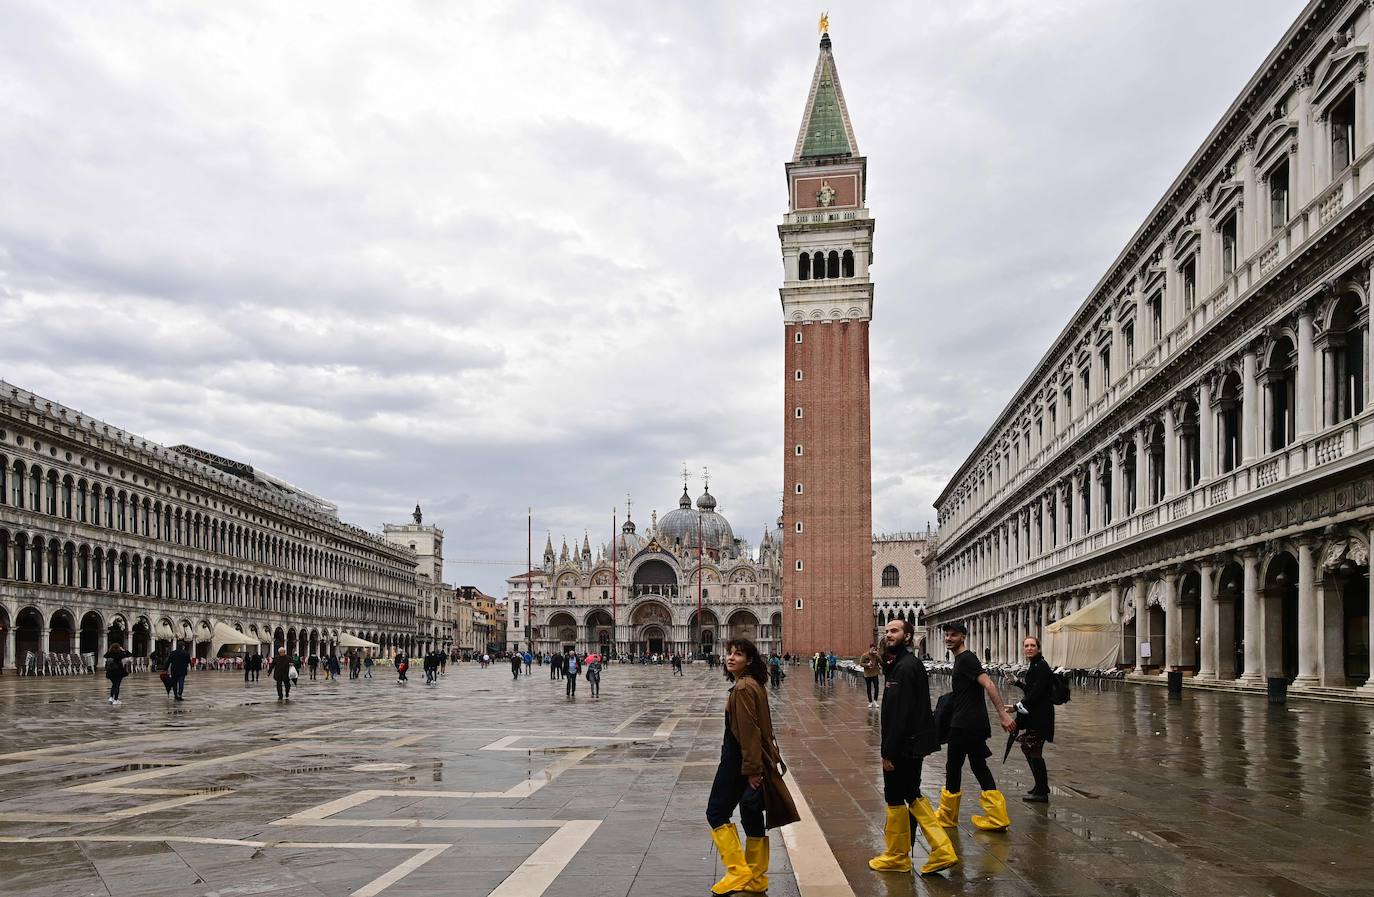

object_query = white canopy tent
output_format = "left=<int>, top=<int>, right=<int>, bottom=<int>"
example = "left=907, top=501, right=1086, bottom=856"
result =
left=336, top=633, right=380, bottom=649
left=212, top=623, right=263, bottom=647
left=153, top=620, right=177, bottom=641
left=1043, top=594, right=1121, bottom=670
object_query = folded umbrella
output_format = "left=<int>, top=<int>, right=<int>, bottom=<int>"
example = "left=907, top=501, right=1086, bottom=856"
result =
left=1001, top=729, right=1020, bottom=763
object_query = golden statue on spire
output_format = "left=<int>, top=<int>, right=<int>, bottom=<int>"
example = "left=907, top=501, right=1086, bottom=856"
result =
left=818, top=11, right=829, bottom=34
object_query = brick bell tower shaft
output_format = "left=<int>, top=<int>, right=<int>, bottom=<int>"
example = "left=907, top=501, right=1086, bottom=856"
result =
left=779, top=27, right=875, bottom=659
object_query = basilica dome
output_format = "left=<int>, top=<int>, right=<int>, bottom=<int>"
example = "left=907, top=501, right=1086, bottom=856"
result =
left=615, top=517, right=648, bottom=558
left=657, top=486, right=735, bottom=552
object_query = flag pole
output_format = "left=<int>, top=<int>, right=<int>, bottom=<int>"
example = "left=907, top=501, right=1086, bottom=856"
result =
left=697, top=501, right=703, bottom=661
left=526, top=508, right=532, bottom=655
left=611, top=507, right=617, bottom=660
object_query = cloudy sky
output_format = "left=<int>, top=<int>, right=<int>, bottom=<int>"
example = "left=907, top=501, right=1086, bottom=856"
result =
left=1, top=0, right=1302, bottom=594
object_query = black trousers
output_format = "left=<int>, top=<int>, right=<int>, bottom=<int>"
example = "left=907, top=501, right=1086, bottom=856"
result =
left=706, top=733, right=765, bottom=837
left=865, top=676, right=880, bottom=701
left=882, top=756, right=924, bottom=807
left=566, top=673, right=577, bottom=695
left=945, top=731, right=996, bottom=793
left=108, top=676, right=123, bottom=700
left=276, top=679, right=291, bottom=699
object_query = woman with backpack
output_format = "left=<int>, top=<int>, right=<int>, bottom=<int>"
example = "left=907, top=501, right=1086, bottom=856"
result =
left=104, top=643, right=130, bottom=706
left=1004, top=636, right=1057, bottom=803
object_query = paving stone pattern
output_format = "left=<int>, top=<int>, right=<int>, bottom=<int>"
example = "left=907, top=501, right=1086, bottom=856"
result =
left=0, top=662, right=1370, bottom=897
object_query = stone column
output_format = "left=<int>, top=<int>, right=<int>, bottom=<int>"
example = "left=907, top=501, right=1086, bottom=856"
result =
left=1134, top=427, right=1149, bottom=506
left=1240, top=550, right=1263, bottom=684
left=1361, top=522, right=1374, bottom=693
left=1134, top=576, right=1149, bottom=673
left=1110, top=443, right=1124, bottom=521
left=1041, top=492, right=1053, bottom=551
left=1295, top=537, right=1319, bottom=685
left=1199, top=377, right=1216, bottom=483
left=2, top=626, right=13, bottom=672
left=1163, top=404, right=1178, bottom=498
left=1162, top=569, right=1181, bottom=671
left=1054, top=482, right=1068, bottom=548
left=1197, top=558, right=1218, bottom=679
left=1089, top=457, right=1104, bottom=531
left=1242, top=347, right=1259, bottom=464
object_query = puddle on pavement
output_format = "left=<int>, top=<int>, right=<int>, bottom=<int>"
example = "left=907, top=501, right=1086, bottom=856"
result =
left=59, top=763, right=170, bottom=782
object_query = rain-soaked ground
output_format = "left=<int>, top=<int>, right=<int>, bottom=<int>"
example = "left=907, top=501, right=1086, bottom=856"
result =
left=0, top=662, right=1369, bottom=897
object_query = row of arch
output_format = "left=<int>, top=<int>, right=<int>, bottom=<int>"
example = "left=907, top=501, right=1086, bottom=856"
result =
left=0, top=529, right=413, bottom=627
left=522, top=601, right=783, bottom=658
left=0, top=454, right=414, bottom=592
left=797, top=249, right=856, bottom=281
left=0, top=603, right=433, bottom=668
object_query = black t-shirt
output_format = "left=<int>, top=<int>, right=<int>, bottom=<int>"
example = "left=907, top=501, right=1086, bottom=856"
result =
left=949, top=649, right=990, bottom=737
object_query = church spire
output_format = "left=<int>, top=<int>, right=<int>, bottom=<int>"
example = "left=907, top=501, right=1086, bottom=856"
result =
left=792, top=24, right=858, bottom=162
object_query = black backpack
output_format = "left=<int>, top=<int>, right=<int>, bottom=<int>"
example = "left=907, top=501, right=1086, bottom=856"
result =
left=1051, top=672, right=1072, bottom=705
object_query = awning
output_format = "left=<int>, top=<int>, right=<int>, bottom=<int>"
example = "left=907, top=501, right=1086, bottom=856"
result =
left=337, top=633, right=380, bottom=649
left=153, top=621, right=176, bottom=641
left=213, top=623, right=262, bottom=646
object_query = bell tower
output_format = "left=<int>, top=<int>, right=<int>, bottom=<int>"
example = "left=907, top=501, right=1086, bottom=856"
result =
left=780, top=23, right=874, bottom=658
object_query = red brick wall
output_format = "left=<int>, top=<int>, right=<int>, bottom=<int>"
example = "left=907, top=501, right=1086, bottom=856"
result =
left=781, top=320, right=874, bottom=658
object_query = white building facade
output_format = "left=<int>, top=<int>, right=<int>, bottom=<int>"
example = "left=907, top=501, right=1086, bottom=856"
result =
left=384, top=506, right=453, bottom=654
left=506, top=483, right=783, bottom=658
left=0, top=382, right=422, bottom=670
left=926, top=0, right=1374, bottom=700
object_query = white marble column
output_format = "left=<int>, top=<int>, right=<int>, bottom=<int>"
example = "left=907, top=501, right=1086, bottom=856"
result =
left=1110, top=444, right=1124, bottom=521
left=1297, top=305, right=1316, bottom=438
left=1240, top=551, right=1263, bottom=683
left=1197, top=558, right=1218, bottom=679
left=1242, top=348, right=1259, bottom=464
left=1162, top=570, right=1181, bottom=671
left=1295, top=537, right=1319, bottom=685
left=1134, top=427, right=1150, bottom=506
left=1089, top=457, right=1104, bottom=531
left=1163, top=404, right=1178, bottom=498
left=1361, top=523, right=1374, bottom=694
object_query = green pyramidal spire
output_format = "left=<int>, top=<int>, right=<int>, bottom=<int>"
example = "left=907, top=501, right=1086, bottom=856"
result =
left=795, top=33, right=856, bottom=160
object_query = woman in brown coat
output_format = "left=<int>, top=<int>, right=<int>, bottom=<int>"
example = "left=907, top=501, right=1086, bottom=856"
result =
left=707, top=637, right=799, bottom=895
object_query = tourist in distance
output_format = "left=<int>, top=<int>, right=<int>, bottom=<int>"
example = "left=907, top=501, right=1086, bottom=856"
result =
left=523, top=650, right=533, bottom=675
left=509, top=651, right=521, bottom=680
left=672, top=652, right=684, bottom=676
left=307, top=652, right=319, bottom=681
left=768, top=652, right=784, bottom=688
left=551, top=651, right=564, bottom=680
left=270, top=647, right=293, bottom=701
left=165, top=642, right=191, bottom=702
left=812, top=651, right=826, bottom=684
left=935, top=622, right=1015, bottom=832
left=363, top=653, right=374, bottom=678
left=827, top=651, right=838, bottom=682
left=564, top=650, right=579, bottom=696
left=587, top=654, right=602, bottom=698
left=706, top=638, right=799, bottom=895
left=327, top=652, right=341, bottom=682
left=103, top=641, right=130, bottom=706
left=869, top=618, right=958, bottom=875
left=1004, top=636, right=1056, bottom=803
left=860, top=642, right=882, bottom=707
left=395, top=651, right=409, bottom=685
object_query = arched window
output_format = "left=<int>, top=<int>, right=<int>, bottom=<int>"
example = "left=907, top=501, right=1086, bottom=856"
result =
left=45, top=471, right=57, bottom=515
left=29, top=465, right=41, bottom=511
left=826, top=250, right=840, bottom=279
left=1217, top=372, right=1243, bottom=474
left=1324, top=293, right=1366, bottom=425
left=812, top=251, right=825, bottom=280
left=842, top=249, right=854, bottom=277
left=798, top=254, right=810, bottom=281
left=11, top=460, right=24, bottom=507
left=881, top=565, right=900, bottom=588
left=61, top=477, right=73, bottom=518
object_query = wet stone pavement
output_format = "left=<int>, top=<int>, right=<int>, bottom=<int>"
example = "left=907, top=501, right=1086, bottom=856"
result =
left=0, top=663, right=1369, bottom=897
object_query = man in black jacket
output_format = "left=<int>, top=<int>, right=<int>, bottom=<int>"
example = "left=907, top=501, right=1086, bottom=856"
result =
left=166, top=644, right=192, bottom=702
left=869, top=619, right=958, bottom=876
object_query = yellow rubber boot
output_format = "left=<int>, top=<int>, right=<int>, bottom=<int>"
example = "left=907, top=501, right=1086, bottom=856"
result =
left=710, top=824, right=755, bottom=894
left=971, top=789, right=1011, bottom=831
left=867, top=806, right=913, bottom=872
left=934, top=788, right=961, bottom=828
left=742, top=836, right=769, bottom=892
left=909, top=798, right=958, bottom=874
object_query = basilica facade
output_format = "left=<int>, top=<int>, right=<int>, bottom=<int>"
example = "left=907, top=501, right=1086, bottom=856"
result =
left=0, top=382, right=430, bottom=671
left=926, top=0, right=1374, bottom=701
left=505, top=484, right=783, bottom=658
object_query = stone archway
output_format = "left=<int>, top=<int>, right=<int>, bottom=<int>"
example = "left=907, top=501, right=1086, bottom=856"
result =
left=548, top=612, right=578, bottom=653
left=48, top=609, right=75, bottom=654
left=728, top=609, right=759, bottom=642
left=79, top=610, right=103, bottom=656
left=1263, top=551, right=1299, bottom=680
left=15, top=607, right=42, bottom=669
left=690, top=608, right=718, bottom=658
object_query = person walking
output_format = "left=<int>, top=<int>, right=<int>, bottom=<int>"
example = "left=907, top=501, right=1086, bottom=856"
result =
left=827, top=651, right=838, bottom=682
left=768, top=653, right=783, bottom=688
left=868, top=619, right=958, bottom=875
left=166, top=643, right=191, bottom=702
left=270, top=647, right=294, bottom=701
left=672, top=653, right=684, bottom=676
left=523, top=651, right=533, bottom=675
left=860, top=643, right=882, bottom=707
left=363, top=653, right=374, bottom=678
left=327, top=653, right=341, bottom=682
left=553, top=652, right=564, bottom=680
left=252, top=651, right=263, bottom=682
left=564, top=651, right=579, bottom=696
left=104, top=643, right=131, bottom=706
left=587, top=654, right=601, bottom=698
left=812, top=651, right=826, bottom=684
left=244, top=650, right=253, bottom=684
left=935, top=622, right=1016, bottom=832
left=707, top=638, right=799, bottom=895
left=509, top=651, right=522, bottom=680
left=395, top=652, right=409, bottom=685
left=307, top=652, right=319, bottom=681
left=1005, top=636, right=1056, bottom=803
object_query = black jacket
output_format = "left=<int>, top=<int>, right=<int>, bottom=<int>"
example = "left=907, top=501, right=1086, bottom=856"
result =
left=1013, top=654, right=1056, bottom=742
left=879, top=646, right=939, bottom=761
left=166, top=648, right=191, bottom=676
